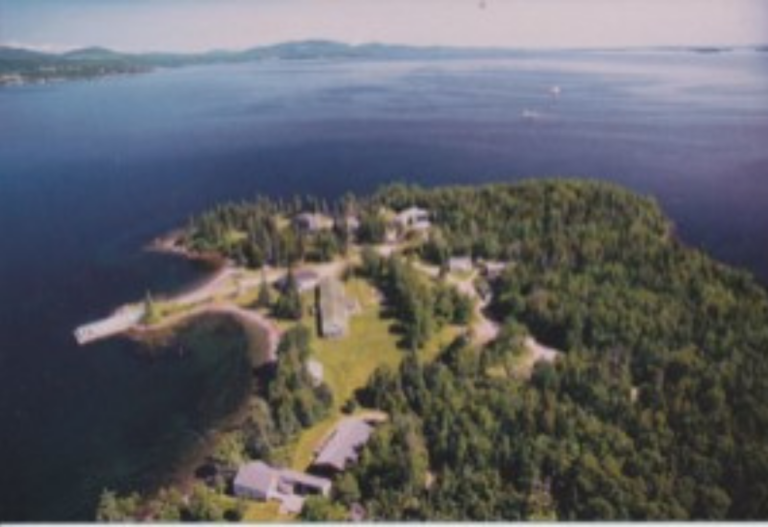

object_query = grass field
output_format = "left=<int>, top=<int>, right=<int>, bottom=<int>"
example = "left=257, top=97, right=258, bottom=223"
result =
left=285, top=277, right=462, bottom=471
left=286, top=278, right=401, bottom=470
left=243, top=501, right=286, bottom=522
left=308, top=278, right=402, bottom=408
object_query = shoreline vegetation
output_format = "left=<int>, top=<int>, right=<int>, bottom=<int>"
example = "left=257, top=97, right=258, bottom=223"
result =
left=92, top=180, right=768, bottom=521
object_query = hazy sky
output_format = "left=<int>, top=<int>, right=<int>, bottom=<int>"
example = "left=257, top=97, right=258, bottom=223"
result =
left=1, top=0, right=766, bottom=52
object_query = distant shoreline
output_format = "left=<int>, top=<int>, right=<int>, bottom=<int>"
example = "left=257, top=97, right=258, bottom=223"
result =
left=3, top=40, right=766, bottom=87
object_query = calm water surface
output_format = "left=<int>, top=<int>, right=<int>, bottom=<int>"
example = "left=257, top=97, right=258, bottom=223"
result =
left=1, top=51, right=767, bottom=520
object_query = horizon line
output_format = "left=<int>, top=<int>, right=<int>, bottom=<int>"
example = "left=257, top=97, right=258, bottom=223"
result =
left=3, top=38, right=768, bottom=56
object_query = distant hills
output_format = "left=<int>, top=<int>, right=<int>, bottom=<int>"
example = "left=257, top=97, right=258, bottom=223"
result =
left=1, top=39, right=764, bottom=85
left=0, top=40, right=525, bottom=85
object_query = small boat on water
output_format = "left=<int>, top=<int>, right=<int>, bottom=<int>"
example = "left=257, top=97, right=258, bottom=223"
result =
left=550, top=85, right=561, bottom=97
left=522, top=109, right=541, bottom=121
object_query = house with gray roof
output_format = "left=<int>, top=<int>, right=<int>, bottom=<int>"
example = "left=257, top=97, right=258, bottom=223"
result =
left=233, top=461, right=331, bottom=515
left=312, top=417, right=374, bottom=473
left=318, top=277, right=350, bottom=338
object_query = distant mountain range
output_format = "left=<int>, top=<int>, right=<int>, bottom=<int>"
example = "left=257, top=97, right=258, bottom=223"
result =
left=1, top=39, right=765, bottom=85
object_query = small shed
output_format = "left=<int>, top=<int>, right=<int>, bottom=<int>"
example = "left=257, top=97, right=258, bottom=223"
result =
left=306, top=358, right=324, bottom=386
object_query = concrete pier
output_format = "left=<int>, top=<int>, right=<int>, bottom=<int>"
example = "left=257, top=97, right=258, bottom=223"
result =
left=74, top=306, right=144, bottom=345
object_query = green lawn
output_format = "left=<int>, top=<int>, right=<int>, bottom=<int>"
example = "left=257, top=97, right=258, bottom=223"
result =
left=286, top=277, right=463, bottom=471
left=243, top=501, right=286, bottom=522
left=289, top=415, right=340, bottom=471
left=308, top=278, right=402, bottom=408
left=421, top=323, right=463, bottom=363
left=223, top=229, right=247, bottom=246
left=285, top=278, right=401, bottom=470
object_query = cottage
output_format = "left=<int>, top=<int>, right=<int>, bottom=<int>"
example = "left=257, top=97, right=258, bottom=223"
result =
left=294, top=212, right=333, bottom=233
left=395, top=206, right=431, bottom=231
left=233, top=461, right=331, bottom=514
left=312, top=417, right=374, bottom=473
left=448, top=256, right=473, bottom=273
left=319, top=277, right=350, bottom=338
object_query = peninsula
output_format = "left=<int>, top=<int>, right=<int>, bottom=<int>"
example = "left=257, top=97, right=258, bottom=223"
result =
left=88, top=180, right=768, bottom=521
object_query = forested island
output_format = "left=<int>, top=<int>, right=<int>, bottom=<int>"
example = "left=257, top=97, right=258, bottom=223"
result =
left=97, top=180, right=768, bottom=521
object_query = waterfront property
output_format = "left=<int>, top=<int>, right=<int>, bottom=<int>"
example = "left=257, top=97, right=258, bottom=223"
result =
left=318, top=277, right=350, bottom=338
left=395, top=206, right=431, bottom=232
left=293, top=212, right=333, bottom=233
left=312, top=417, right=375, bottom=473
left=233, top=461, right=331, bottom=514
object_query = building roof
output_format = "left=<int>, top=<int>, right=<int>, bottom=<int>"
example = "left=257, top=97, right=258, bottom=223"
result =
left=319, top=277, right=349, bottom=337
left=396, top=206, right=431, bottom=231
left=294, top=212, right=333, bottom=231
left=397, top=206, right=429, bottom=219
left=313, top=418, right=374, bottom=471
left=449, top=256, right=473, bottom=269
left=234, top=461, right=277, bottom=496
left=234, top=461, right=332, bottom=513
left=279, top=467, right=333, bottom=495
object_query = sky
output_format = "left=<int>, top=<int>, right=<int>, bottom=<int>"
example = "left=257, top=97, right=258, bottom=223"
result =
left=0, top=0, right=766, bottom=53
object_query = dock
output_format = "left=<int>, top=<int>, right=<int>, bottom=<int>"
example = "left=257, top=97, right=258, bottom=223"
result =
left=74, top=306, right=145, bottom=345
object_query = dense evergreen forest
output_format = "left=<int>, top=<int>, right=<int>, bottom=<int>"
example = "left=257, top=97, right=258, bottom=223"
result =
left=119, top=180, right=768, bottom=520
left=343, top=181, right=768, bottom=520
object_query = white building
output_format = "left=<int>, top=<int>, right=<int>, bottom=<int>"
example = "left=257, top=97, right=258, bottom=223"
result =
left=293, top=212, right=333, bottom=233
left=395, top=206, right=431, bottom=231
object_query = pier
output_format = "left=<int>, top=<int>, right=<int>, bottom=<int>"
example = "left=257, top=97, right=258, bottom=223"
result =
left=74, top=306, right=145, bottom=345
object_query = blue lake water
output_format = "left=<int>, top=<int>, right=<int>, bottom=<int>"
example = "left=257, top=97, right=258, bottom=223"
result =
left=1, top=51, right=767, bottom=520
